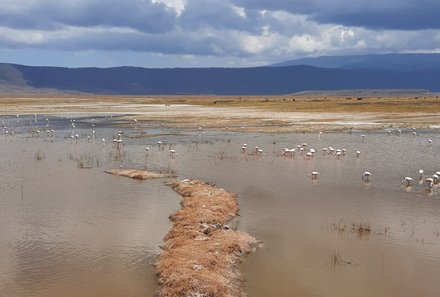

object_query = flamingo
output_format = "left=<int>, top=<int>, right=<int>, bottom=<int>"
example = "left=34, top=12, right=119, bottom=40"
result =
left=362, top=171, right=371, bottom=181
left=418, top=169, right=424, bottom=179
left=356, top=150, right=360, bottom=158
left=308, top=172, right=320, bottom=179
left=432, top=174, right=439, bottom=185
left=401, top=177, right=414, bottom=187
left=282, top=148, right=295, bottom=157
left=170, top=149, right=177, bottom=158
left=102, top=138, right=106, bottom=146
left=425, top=178, right=434, bottom=189
left=428, top=139, right=432, bottom=147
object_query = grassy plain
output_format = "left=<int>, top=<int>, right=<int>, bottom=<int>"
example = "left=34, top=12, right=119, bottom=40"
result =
left=1, top=94, right=439, bottom=132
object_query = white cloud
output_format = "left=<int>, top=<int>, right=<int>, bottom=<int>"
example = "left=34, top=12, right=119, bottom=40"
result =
left=0, top=0, right=440, bottom=67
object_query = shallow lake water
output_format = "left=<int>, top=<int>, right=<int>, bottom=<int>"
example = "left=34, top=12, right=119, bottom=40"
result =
left=1, top=114, right=440, bottom=297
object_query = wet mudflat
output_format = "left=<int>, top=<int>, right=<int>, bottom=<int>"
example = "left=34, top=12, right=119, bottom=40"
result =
left=1, top=114, right=440, bottom=297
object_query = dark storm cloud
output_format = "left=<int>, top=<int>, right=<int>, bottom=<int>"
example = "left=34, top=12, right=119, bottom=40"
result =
left=1, top=27, right=246, bottom=57
left=0, top=0, right=177, bottom=33
left=234, top=0, right=440, bottom=30
left=0, top=0, right=440, bottom=65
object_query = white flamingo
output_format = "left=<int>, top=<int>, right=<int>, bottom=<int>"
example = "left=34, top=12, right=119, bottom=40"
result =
left=308, top=171, right=320, bottom=179
left=362, top=171, right=371, bottom=181
left=401, top=177, right=414, bottom=187
left=425, top=177, right=434, bottom=189
left=432, top=174, right=439, bottom=185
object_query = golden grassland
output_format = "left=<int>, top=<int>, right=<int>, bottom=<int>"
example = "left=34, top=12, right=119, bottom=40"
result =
left=156, top=179, right=257, bottom=297
left=1, top=94, right=440, bottom=112
left=1, top=94, right=440, bottom=132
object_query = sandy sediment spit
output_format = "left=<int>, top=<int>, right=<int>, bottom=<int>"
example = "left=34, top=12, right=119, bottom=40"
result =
left=156, top=179, right=257, bottom=297
left=105, top=169, right=176, bottom=180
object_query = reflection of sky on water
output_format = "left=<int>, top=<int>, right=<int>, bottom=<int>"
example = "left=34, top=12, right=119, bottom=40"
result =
left=0, top=114, right=440, bottom=297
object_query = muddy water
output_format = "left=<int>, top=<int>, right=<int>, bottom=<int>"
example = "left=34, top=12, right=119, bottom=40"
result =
left=1, top=114, right=440, bottom=297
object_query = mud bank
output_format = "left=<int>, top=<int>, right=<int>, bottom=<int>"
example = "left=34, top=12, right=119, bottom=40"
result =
left=156, top=179, right=257, bottom=297
left=105, top=169, right=176, bottom=180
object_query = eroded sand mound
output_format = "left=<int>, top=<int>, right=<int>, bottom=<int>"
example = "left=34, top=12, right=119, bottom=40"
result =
left=156, top=179, right=257, bottom=297
left=105, top=169, right=176, bottom=180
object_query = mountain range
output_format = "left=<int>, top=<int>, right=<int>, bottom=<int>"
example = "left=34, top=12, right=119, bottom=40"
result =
left=1, top=53, right=440, bottom=95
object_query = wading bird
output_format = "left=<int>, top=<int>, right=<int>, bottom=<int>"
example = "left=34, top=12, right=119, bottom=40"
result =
left=308, top=172, right=320, bottom=179
left=362, top=171, right=371, bottom=181
left=401, top=177, right=414, bottom=187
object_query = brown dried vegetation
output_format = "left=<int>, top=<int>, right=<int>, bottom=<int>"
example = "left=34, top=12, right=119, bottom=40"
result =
left=156, top=179, right=257, bottom=297
left=104, top=169, right=176, bottom=180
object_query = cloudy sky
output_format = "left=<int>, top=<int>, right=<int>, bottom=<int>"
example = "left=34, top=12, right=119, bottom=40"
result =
left=0, top=0, right=439, bottom=68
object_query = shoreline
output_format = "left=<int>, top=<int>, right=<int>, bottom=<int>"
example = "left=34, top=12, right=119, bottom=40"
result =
left=155, top=179, right=257, bottom=297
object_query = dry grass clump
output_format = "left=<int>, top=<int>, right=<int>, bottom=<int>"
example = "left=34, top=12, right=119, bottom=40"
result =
left=156, top=179, right=257, bottom=297
left=352, top=222, right=371, bottom=239
left=104, top=169, right=176, bottom=180
left=331, top=248, right=361, bottom=269
left=332, top=219, right=372, bottom=239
